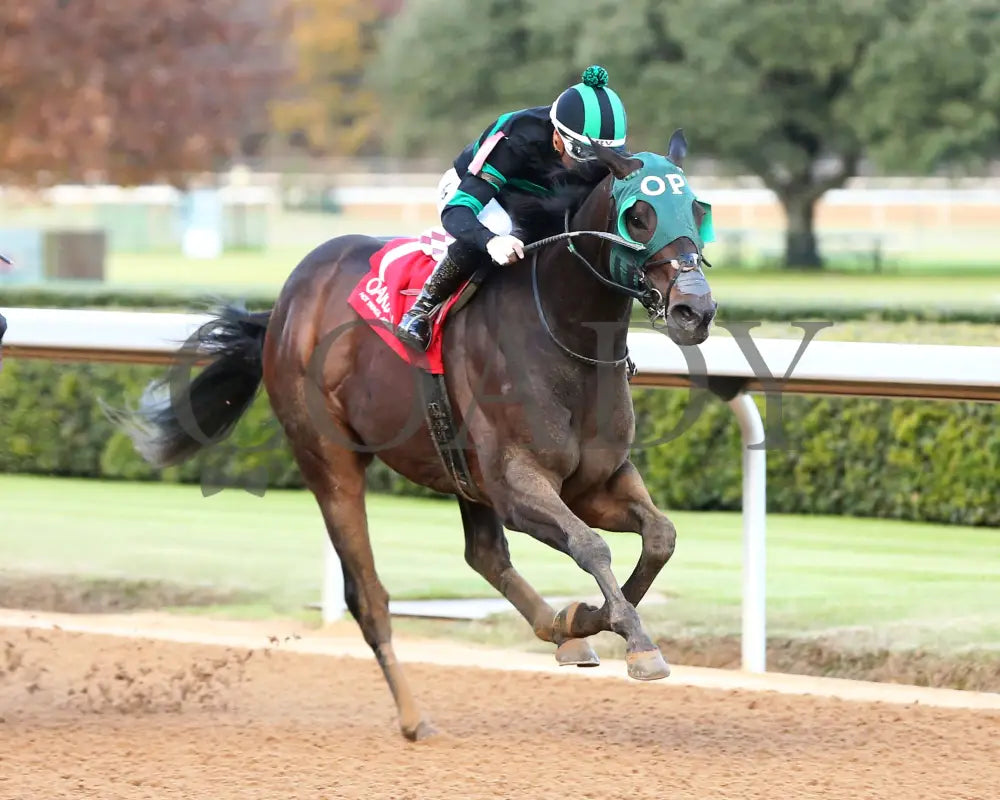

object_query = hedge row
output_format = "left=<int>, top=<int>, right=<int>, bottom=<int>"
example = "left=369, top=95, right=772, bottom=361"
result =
left=2, top=284, right=999, bottom=324
left=2, top=358, right=996, bottom=526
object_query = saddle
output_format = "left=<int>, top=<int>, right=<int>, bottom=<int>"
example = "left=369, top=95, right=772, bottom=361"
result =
left=347, top=227, right=488, bottom=501
left=348, top=226, right=490, bottom=375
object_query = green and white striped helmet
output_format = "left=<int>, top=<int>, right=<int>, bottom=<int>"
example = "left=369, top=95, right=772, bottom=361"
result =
left=550, top=65, right=628, bottom=162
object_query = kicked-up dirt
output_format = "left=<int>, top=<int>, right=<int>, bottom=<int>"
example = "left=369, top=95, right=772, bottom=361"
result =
left=3, top=570, right=997, bottom=693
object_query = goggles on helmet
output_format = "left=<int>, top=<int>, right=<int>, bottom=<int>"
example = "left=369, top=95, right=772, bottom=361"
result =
left=550, top=110, right=626, bottom=163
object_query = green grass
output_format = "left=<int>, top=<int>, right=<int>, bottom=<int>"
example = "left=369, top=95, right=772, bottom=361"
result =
left=1, top=475, right=997, bottom=654
left=102, top=256, right=1000, bottom=328
left=706, top=270, right=1000, bottom=309
left=5, top=199, right=1000, bottom=307
left=101, top=212, right=420, bottom=293
left=99, top=247, right=1000, bottom=312
left=83, top=205, right=1000, bottom=311
left=693, top=319, right=1000, bottom=346
left=105, top=248, right=311, bottom=294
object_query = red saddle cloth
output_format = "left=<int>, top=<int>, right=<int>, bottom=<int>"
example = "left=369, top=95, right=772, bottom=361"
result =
left=347, top=238, right=466, bottom=374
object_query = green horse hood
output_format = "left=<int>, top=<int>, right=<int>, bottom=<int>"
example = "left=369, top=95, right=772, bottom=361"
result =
left=608, top=152, right=714, bottom=290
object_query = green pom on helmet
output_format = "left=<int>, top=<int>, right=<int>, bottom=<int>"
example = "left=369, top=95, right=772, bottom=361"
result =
left=551, top=64, right=626, bottom=159
left=581, top=65, right=609, bottom=88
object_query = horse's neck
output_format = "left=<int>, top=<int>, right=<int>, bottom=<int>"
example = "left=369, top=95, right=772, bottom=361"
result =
left=530, top=186, right=632, bottom=354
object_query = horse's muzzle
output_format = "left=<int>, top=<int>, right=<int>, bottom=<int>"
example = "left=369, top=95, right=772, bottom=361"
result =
left=665, top=298, right=716, bottom=346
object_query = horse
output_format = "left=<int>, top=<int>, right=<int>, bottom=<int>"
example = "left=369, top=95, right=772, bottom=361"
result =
left=113, top=132, right=717, bottom=741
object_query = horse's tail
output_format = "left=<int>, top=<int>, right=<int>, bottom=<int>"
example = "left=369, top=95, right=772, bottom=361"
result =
left=103, top=304, right=272, bottom=468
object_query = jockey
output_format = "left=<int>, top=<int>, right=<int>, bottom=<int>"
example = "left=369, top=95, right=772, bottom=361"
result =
left=396, top=65, right=628, bottom=351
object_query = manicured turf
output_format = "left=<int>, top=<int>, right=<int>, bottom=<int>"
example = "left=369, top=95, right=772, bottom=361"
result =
left=102, top=246, right=1000, bottom=312
left=710, top=270, right=1000, bottom=309
left=89, top=205, right=1000, bottom=311
left=2, top=475, right=996, bottom=653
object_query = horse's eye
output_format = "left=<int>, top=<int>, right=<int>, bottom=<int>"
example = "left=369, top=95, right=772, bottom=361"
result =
left=628, top=213, right=645, bottom=229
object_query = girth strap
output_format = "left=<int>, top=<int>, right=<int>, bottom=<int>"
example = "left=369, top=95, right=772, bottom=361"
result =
left=418, top=370, right=483, bottom=503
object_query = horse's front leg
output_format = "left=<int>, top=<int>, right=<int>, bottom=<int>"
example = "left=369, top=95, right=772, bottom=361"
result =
left=498, top=460, right=670, bottom=681
left=571, top=460, right=677, bottom=607
left=541, top=461, right=676, bottom=656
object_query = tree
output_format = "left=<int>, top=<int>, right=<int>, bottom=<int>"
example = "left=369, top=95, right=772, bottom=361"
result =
left=271, top=0, right=402, bottom=157
left=586, top=0, right=879, bottom=268
left=371, top=0, right=1000, bottom=267
left=852, top=0, right=1000, bottom=174
left=0, top=0, right=289, bottom=186
left=370, top=0, right=580, bottom=157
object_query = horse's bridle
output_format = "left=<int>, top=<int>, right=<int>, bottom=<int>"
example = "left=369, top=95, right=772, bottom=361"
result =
left=522, top=197, right=710, bottom=372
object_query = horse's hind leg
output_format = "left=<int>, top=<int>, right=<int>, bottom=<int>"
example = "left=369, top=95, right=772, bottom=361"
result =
left=458, top=499, right=600, bottom=667
left=296, top=442, right=436, bottom=741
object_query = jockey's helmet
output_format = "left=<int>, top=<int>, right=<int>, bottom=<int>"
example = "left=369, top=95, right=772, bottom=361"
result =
left=550, top=65, right=628, bottom=162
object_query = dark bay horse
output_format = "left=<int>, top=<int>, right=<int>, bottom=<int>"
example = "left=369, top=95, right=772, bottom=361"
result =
left=116, top=134, right=716, bottom=740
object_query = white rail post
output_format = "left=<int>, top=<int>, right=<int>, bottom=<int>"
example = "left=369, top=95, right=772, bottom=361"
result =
left=321, top=536, right=346, bottom=624
left=728, top=392, right=767, bottom=673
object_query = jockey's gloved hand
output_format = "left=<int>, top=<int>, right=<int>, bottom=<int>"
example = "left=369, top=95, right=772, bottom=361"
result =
left=486, top=234, right=525, bottom=266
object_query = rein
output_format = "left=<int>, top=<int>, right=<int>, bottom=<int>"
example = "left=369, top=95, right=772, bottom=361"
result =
left=525, top=218, right=643, bottom=371
left=521, top=227, right=641, bottom=257
left=530, top=249, right=635, bottom=373
left=523, top=210, right=645, bottom=303
left=524, top=209, right=706, bottom=374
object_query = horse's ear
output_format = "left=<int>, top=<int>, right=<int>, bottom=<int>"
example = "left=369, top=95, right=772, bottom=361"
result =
left=667, top=128, right=688, bottom=168
left=589, top=138, right=641, bottom=180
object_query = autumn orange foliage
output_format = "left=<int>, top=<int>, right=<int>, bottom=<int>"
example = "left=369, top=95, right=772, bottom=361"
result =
left=0, top=0, right=289, bottom=185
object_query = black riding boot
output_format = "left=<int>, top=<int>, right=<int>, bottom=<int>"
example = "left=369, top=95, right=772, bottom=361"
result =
left=396, top=250, right=478, bottom=350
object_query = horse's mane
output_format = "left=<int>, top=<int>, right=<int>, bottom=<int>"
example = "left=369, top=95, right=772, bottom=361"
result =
left=502, top=160, right=610, bottom=244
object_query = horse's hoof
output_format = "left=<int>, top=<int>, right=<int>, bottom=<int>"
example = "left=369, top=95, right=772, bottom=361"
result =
left=626, top=649, right=671, bottom=681
left=402, top=719, right=440, bottom=742
left=555, top=637, right=600, bottom=668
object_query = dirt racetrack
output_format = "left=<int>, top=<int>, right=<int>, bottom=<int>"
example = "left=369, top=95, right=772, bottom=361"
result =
left=1, top=622, right=998, bottom=800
